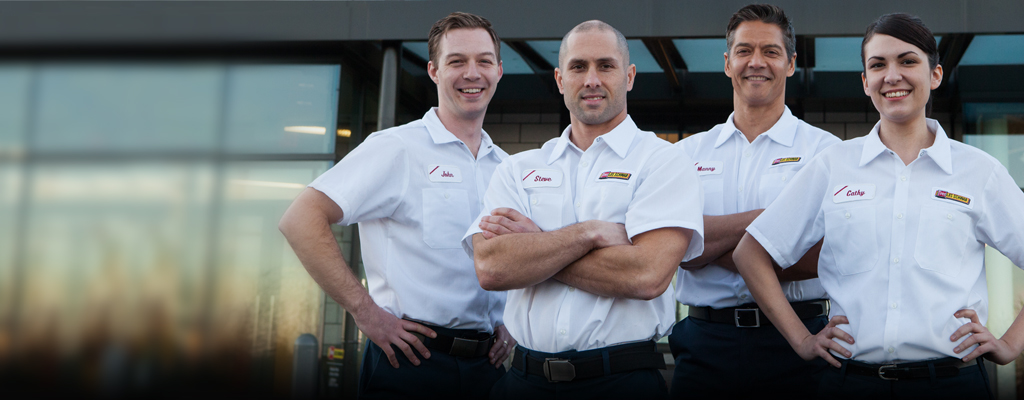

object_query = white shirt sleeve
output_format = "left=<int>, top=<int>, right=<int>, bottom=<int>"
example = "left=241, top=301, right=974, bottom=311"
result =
left=461, top=158, right=529, bottom=257
left=976, top=164, right=1024, bottom=268
left=747, top=155, right=830, bottom=268
left=626, top=145, right=705, bottom=261
left=309, top=133, right=409, bottom=226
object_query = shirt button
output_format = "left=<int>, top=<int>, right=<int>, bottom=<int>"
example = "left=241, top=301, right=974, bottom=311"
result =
left=575, top=202, right=581, bottom=208
left=743, top=151, right=751, bottom=157
left=738, top=187, right=744, bottom=192
left=740, top=294, right=748, bottom=299
left=891, top=302, right=898, bottom=309
left=581, top=161, right=589, bottom=168
left=781, top=176, right=787, bottom=181
left=844, top=212, right=851, bottom=219
left=888, top=347, right=895, bottom=353
left=569, top=287, right=575, bottom=292
left=896, top=213, right=903, bottom=219
left=559, top=329, right=566, bottom=336
left=444, top=193, right=450, bottom=199
left=901, top=176, right=907, bottom=181
left=947, top=214, right=953, bottom=220
left=531, top=198, right=538, bottom=205
left=893, top=257, right=900, bottom=263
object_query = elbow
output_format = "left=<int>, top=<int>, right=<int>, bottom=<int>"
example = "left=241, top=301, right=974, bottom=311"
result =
left=633, top=269, right=674, bottom=301
left=474, top=252, right=507, bottom=292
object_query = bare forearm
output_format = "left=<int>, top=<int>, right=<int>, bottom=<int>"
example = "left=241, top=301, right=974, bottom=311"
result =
left=679, top=210, right=762, bottom=270
left=734, top=233, right=811, bottom=348
left=554, top=228, right=692, bottom=300
left=473, top=222, right=597, bottom=291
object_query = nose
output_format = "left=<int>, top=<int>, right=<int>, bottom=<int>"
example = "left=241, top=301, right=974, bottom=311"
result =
left=749, top=51, right=767, bottom=69
left=884, top=64, right=902, bottom=85
left=464, top=61, right=481, bottom=80
left=584, top=66, right=601, bottom=88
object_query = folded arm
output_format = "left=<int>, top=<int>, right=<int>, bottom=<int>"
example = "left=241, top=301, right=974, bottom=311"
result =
left=679, top=210, right=762, bottom=270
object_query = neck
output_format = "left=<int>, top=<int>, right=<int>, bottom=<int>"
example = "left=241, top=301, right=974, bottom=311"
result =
left=878, top=112, right=933, bottom=166
left=434, top=106, right=485, bottom=158
left=569, top=109, right=628, bottom=151
left=732, top=95, right=786, bottom=143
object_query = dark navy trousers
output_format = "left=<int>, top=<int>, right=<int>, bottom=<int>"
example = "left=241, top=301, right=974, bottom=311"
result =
left=818, top=359, right=992, bottom=400
left=668, top=315, right=827, bottom=399
left=358, top=330, right=504, bottom=399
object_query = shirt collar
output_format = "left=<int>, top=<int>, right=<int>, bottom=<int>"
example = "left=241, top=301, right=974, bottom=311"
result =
left=713, top=106, right=798, bottom=148
left=423, top=107, right=500, bottom=160
left=858, top=118, right=953, bottom=174
left=547, top=115, right=638, bottom=164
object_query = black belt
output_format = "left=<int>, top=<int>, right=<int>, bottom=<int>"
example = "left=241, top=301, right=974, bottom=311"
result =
left=687, top=299, right=828, bottom=328
left=410, top=325, right=494, bottom=358
left=511, top=341, right=666, bottom=383
left=841, top=357, right=975, bottom=381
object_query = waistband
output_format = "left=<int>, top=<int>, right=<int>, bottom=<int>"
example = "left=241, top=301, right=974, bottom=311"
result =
left=687, top=299, right=828, bottom=328
left=512, top=341, right=665, bottom=383
left=839, top=357, right=978, bottom=381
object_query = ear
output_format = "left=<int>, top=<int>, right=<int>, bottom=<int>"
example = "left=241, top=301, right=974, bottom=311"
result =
left=723, top=52, right=732, bottom=78
left=554, top=68, right=565, bottom=94
left=786, top=53, right=797, bottom=77
left=862, top=72, right=870, bottom=96
left=496, top=60, right=504, bottom=82
left=427, top=60, right=440, bottom=85
left=930, top=64, right=943, bottom=90
left=625, top=64, right=636, bottom=91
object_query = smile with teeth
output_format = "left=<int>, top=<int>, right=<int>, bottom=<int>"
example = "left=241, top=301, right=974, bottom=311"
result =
left=885, top=90, right=910, bottom=98
left=459, top=88, right=482, bottom=94
left=746, top=76, right=768, bottom=81
left=583, top=95, right=605, bottom=100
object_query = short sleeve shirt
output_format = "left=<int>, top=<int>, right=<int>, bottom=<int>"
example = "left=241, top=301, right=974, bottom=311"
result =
left=309, top=108, right=508, bottom=333
left=462, top=115, right=705, bottom=352
left=747, top=119, right=1024, bottom=363
left=675, top=107, right=840, bottom=308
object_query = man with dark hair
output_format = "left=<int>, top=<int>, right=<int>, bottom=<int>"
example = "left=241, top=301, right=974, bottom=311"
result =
left=278, top=11, right=513, bottom=399
left=463, top=20, right=704, bottom=398
left=668, top=4, right=840, bottom=398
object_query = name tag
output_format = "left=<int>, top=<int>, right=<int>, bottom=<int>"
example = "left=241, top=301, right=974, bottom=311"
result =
left=770, top=156, right=802, bottom=167
left=932, top=188, right=974, bottom=209
left=522, top=169, right=562, bottom=188
left=832, top=184, right=875, bottom=203
left=695, top=161, right=723, bottom=176
left=427, top=164, right=461, bottom=183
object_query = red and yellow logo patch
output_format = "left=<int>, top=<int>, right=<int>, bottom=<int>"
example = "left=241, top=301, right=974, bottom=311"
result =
left=935, top=190, right=971, bottom=206
left=599, top=171, right=631, bottom=180
left=771, top=157, right=801, bottom=166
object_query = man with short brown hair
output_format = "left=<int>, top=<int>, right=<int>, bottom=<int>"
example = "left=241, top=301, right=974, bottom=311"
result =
left=279, top=12, right=513, bottom=399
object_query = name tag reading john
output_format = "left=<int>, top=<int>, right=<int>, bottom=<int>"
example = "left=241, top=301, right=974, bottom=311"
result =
left=427, top=165, right=462, bottom=183
left=522, top=169, right=563, bottom=188
left=832, top=184, right=876, bottom=203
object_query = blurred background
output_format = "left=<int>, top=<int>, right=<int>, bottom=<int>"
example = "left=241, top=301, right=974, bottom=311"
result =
left=0, top=0, right=1022, bottom=398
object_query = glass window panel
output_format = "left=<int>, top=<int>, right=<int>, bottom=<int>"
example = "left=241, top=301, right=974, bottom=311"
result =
left=499, top=42, right=535, bottom=74
left=0, top=162, right=22, bottom=327
left=403, top=41, right=430, bottom=62
left=963, top=103, right=1024, bottom=188
left=33, top=64, right=222, bottom=152
left=672, top=38, right=727, bottom=73
left=0, top=65, right=31, bottom=155
left=627, top=39, right=663, bottom=73
left=815, top=37, right=863, bottom=72
left=223, top=65, right=340, bottom=154
left=960, top=35, right=1024, bottom=66
left=526, top=40, right=562, bottom=69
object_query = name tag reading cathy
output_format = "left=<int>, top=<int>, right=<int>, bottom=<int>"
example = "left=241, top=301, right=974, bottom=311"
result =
left=832, top=184, right=876, bottom=203
left=522, top=169, right=563, bottom=188
left=427, top=164, right=462, bottom=183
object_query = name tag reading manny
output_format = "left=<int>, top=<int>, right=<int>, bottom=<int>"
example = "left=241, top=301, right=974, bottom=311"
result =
left=427, top=164, right=462, bottom=183
left=832, top=184, right=876, bottom=203
left=522, top=169, right=562, bottom=188
left=695, top=161, right=723, bottom=176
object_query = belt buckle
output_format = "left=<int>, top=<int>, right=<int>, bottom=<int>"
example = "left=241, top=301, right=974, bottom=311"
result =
left=734, top=308, right=760, bottom=328
left=450, top=337, right=478, bottom=357
left=542, top=358, right=576, bottom=382
left=878, top=364, right=899, bottom=381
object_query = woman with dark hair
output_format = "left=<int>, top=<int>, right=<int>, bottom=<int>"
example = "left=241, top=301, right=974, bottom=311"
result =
left=733, top=13, right=1024, bottom=398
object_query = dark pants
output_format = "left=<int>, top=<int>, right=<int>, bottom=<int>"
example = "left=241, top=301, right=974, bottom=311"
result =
left=490, top=344, right=669, bottom=400
left=669, top=315, right=828, bottom=399
left=818, top=359, right=992, bottom=400
left=358, top=327, right=505, bottom=400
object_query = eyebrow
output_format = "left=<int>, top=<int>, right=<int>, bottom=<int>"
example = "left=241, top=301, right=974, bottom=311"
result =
left=445, top=52, right=496, bottom=59
left=733, top=42, right=783, bottom=50
left=567, top=57, right=619, bottom=65
left=867, top=50, right=919, bottom=61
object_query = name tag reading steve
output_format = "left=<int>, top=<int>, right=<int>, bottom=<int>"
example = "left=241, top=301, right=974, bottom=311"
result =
left=522, top=169, right=563, bottom=188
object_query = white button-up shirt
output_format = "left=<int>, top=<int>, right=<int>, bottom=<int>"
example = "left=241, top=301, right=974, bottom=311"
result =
left=675, top=107, right=840, bottom=308
left=309, top=108, right=508, bottom=333
left=462, top=116, right=705, bottom=352
left=748, top=119, right=1024, bottom=363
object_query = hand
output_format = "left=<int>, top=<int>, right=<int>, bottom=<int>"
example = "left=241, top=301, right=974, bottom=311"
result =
left=951, top=309, right=1020, bottom=365
left=479, top=208, right=541, bottom=239
left=586, top=220, right=630, bottom=249
left=794, top=315, right=854, bottom=368
left=353, top=304, right=436, bottom=368
left=488, top=325, right=517, bottom=368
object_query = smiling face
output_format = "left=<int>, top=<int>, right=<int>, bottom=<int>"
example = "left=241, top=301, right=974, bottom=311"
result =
left=861, top=34, right=942, bottom=124
left=724, top=20, right=796, bottom=108
left=554, top=29, right=635, bottom=127
left=427, top=28, right=503, bottom=122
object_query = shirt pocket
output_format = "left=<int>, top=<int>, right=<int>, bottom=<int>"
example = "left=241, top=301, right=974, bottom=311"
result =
left=914, top=206, right=970, bottom=277
left=701, top=178, right=724, bottom=216
left=421, top=188, right=470, bottom=249
left=528, top=193, right=564, bottom=232
left=823, top=206, right=878, bottom=275
left=758, top=172, right=790, bottom=207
